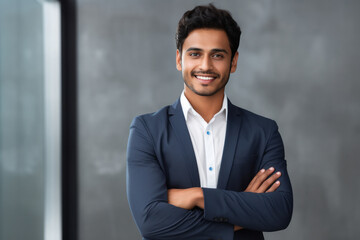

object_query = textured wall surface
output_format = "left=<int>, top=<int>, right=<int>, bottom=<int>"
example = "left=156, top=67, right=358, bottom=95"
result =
left=77, top=0, right=360, bottom=239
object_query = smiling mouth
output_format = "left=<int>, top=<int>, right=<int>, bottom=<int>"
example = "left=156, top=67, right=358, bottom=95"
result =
left=191, top=71, right=219, bottom=84
left=195, top=75, right=216, bottom=80
left=192, top=71, right=219, bottom=82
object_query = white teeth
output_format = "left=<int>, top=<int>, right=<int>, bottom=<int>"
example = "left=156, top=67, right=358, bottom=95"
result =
left=196, top=76, right=215, bottom=80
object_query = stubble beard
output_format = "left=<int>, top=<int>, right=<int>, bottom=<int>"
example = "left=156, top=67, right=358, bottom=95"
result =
left=184, top=70, right=231, bottom=97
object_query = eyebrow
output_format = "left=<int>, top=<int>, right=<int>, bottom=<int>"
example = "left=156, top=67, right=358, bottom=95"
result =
left=186, top=47, right=229, bottom=54
left=211, top=48, right=229, bottom=54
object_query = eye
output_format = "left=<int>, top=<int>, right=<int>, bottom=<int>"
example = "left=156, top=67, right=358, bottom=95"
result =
left=212, top=54, right=224, bottom=59
left=189, top=52, right=200, bottom=57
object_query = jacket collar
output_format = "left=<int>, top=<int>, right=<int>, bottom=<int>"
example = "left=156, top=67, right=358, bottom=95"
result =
left=168, top=97, right=243, bottom=189
left=168, top=98, right=200, bottom=186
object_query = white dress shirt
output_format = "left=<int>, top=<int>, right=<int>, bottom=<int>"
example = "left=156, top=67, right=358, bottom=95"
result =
left=180, top=91, right=228, bottom=188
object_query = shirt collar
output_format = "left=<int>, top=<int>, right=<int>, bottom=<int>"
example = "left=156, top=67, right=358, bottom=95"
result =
left=180, top=90, right=228, bottom=121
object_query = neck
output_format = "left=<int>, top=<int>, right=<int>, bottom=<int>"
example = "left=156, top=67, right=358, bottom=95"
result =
left=184, top=87, right=225, bottom=123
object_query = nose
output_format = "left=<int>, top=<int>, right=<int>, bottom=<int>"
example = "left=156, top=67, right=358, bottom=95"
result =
left=199, top=55, right=213, bottom=70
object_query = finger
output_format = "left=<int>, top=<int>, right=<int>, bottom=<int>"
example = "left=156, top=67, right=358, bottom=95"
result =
left=266, top=180, right=280, bottom=193
left=246, top=169, right=265, bottom=190
left=258, top=171, right=281, bottom=193
left=251, top=167, right=275, bottom=190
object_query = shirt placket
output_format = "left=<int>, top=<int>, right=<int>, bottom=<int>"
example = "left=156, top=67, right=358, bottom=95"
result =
left=204, top=123, right=216, bottom=188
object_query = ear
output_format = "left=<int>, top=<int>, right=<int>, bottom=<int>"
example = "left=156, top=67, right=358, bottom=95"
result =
left=230, top=51, right=239, bottom=73
left=176, top=49, right=182, bottom=71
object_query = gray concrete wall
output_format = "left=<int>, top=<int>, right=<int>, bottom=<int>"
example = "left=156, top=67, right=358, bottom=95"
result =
left=77, top=0, right=360, bottom=239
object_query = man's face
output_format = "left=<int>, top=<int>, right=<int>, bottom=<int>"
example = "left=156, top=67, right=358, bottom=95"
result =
left=176, top=28, right=238, bottom=97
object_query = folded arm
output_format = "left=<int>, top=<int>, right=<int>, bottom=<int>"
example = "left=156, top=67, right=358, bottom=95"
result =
left=168, top=122, right=293, bottom=231
left=126, top=117, right=234, bottom=239
left=168, top=167, right=283, bottom=231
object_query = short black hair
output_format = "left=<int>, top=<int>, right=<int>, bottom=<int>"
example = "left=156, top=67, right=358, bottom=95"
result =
left=176, top=4, right=241, bottom=59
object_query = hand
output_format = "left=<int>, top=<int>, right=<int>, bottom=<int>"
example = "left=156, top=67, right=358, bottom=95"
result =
left=167, top=187, right=204, bottom=210
left=234, top=168, right=281, bottom=232
left=234, top=225, right=243, bottom=231
left=245, top=167, right=281, bottom=193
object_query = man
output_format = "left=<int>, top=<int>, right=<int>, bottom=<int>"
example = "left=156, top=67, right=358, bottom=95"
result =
left=127, top=4, right=292, bottom=240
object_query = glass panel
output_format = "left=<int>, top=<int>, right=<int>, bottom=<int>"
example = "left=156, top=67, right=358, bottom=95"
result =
left=0, top=1, right=61, bottom=240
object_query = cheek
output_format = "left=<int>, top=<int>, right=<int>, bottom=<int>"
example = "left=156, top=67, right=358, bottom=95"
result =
left=182, top=57, right=200, bottom=71
left=182, top=63, right=193, bottom=74
left=219, top=62, right=232, bottom=74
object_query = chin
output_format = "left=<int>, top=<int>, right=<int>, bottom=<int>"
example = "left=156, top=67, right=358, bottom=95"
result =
left=192, top=87, right=222, bottom=97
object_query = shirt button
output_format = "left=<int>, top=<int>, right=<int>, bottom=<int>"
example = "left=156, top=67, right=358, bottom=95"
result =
left=209, top=167, right=213, bottom=171
left=206, top=131, right=210, bottom=135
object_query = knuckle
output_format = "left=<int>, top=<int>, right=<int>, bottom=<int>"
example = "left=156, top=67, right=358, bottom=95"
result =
left=265, top=171, right=273, bottom=177
left=263, top=180, right=271, bottom=187
left=259, top=174, right=269, bottom=180
left=265, top=176, right=274, bottom=183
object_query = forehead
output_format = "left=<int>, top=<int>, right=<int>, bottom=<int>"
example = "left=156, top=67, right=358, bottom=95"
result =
left=182, top=28, right=231, bottom=52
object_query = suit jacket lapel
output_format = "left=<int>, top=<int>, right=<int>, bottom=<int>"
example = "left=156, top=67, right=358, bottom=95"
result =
left=168, top=99, right=201, bottom=187
left=217, top=99, right=242, bottom=189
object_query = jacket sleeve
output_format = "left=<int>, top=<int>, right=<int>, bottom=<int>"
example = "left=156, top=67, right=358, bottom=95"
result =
left=202, top=121, right=293, bottom=231
left=126, top=116, right=234, bottom=240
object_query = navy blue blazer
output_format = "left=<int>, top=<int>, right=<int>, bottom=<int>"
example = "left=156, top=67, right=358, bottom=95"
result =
left=127, top=98, right=293, bottom=240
